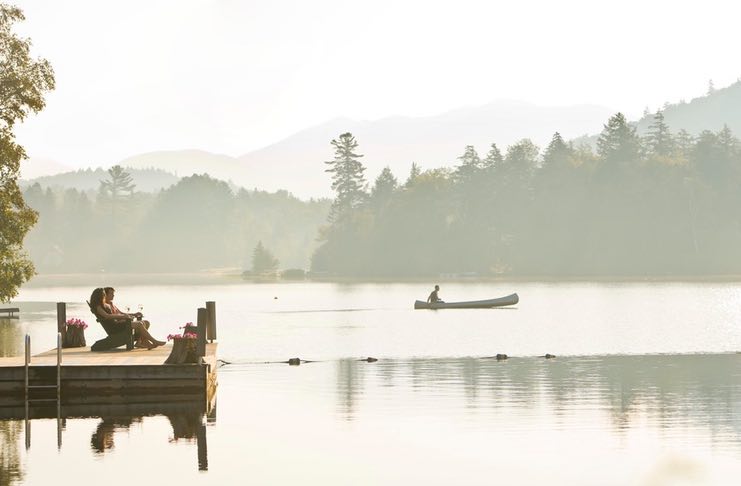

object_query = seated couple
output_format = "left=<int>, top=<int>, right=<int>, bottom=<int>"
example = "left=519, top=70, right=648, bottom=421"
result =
left=89, top=287, right=165, bottom=349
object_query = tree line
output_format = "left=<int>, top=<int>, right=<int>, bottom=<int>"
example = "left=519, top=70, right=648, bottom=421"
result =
left=22, top=171, right=330, bottom=273
left=312, top=112, right=741, bottom=277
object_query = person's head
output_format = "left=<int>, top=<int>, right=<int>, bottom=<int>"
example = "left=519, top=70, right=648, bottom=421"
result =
left=90, top=287, right=105, bottom=308
left=104, top=287, right=115, bottom=302
left=434, top=285, right=439, bottom=291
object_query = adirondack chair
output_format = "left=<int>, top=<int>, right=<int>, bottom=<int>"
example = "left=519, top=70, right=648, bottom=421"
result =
left=87, top=301, right=135, bottom=351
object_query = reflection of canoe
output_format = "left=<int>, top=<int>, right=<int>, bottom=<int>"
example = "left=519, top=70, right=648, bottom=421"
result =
left=414, top=293, right=519, bottom=309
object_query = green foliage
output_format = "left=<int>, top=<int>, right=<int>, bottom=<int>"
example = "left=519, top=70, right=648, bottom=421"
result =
left=98, top=165, right=136, bottom=222
left=325, top=132, right=367, bottom=223
left=312, top=116, right=741, bottom=277
left=22, top=175, right=330, bottom=273
left=251, top=240, right=279, bottom=273
left=0, top=4, right=54, bottom=301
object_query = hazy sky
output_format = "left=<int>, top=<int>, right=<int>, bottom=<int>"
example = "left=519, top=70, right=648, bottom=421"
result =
left=12, top=0, right=741, bottom=168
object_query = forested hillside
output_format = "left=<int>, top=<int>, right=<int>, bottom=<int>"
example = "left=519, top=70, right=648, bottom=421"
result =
left=21, top=167, right=179, bottom=193
left=312, top=112, right=741, bottom=277
left=23, top=174, right=330, bottom=273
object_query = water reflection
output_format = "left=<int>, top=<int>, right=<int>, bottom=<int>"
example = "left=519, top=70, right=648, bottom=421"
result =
left=332, top=354, right=741, bottom=450
left=0, top=398, right=214, bottom=484
left=0, top=420, right=24, bottom=485
left=90, top=417, right=139, bottom=453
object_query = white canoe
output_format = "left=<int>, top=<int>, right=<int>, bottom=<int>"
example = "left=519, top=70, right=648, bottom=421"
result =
left=414, top=293, right=519, bottom=309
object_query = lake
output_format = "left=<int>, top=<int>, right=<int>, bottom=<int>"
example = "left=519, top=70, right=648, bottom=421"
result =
left=2, top=279, right=741, bottom=485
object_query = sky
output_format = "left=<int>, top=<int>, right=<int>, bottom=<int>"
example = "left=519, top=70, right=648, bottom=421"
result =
left=11, top=0, right=741, bottom=168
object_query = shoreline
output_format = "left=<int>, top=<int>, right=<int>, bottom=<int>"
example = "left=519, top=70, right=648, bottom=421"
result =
left=21, top=272, right=741, bottom=287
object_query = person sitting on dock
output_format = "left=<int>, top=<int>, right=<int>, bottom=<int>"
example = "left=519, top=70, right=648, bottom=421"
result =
left=427, top=285, right=443, bottom=304
left=90, top=288, right=165, bottom=349
left=103, top=287, right=154, bottom=348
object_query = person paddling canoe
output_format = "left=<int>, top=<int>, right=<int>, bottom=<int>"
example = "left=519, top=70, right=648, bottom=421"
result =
left=427, top=285, right=443, bottom=304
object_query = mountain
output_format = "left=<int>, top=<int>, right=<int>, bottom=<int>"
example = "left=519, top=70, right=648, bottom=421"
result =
left=635, top=80, right=741, bottom=134
left=20, top=157, right=71, bottom=180
left=237, top=101, right=614, bottom=198
left=21, top=167, right=179, bottom=193
left=575, top=80, right=741, bottom=147
left=117, top=149, right=243, bottom=184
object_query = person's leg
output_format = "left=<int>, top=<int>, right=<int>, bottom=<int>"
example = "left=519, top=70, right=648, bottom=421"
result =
left=131, top=321, right=164, bottom=347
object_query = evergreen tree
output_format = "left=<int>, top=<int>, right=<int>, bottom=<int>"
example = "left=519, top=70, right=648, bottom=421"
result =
left=370, top=166, right=398, bottom=203
left=405, top=162, right=421, bottom=188
left=645, top=111, right=675, bottom=157
left=99, top=165, right=136, bottom=199
left=717, top=124, right=740, bottom=156
left=482, top=143, right=503, bottom=170
left=542, top=132, right=572, bottom=169
left=252, top=240, right=279, bottom=274
left=597, top=113, right=641, bottom=162
left=324, top=133, right=367, bottom=222
left=0, top=4, right=55, bottom=301
left=675, top=129, right=695, bottom=158
left=453, top=145, right=481, bottom=183
left=98, top=165, right=136, bottom=221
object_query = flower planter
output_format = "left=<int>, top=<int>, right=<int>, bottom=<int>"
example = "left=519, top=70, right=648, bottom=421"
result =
left=164, top=337, right=198, bottom=364
left=63, top=318, right=88, bottom=348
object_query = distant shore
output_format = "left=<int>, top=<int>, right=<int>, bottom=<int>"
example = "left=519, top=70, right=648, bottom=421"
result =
left=22, top=272, right=741, bottom=288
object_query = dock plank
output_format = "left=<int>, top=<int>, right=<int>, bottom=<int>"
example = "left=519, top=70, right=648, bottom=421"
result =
left=0, top=343, right=217, bottom=367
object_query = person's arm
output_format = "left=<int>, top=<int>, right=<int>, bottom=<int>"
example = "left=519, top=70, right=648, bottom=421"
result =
left=112, top=303, right=142, bottom=319
left=95, top=304, right=130, bottom=322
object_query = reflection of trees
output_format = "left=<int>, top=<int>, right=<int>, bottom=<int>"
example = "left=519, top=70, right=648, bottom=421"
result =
left=335, top=355, right=741, bottom=449
left=336, top=359, right=366, bottom=420
left=0, top=420, right=24, bottom=485
left=0, top=323, right=21, bottom=357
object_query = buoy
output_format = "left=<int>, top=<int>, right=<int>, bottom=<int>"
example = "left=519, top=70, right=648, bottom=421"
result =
left=274, top=296, right=278, bottom=299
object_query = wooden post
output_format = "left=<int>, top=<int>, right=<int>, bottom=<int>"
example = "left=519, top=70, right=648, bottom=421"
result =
left=56, top=302, right=66, bottom=335
left=196, top=308, right=207, bottom=358
left=205, top=301, right=216, bottom=342
left=197, top=423, right=208, bottom=471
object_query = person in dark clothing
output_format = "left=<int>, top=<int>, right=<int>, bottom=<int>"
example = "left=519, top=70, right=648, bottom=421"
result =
left=427, top=285, right=442, bottom=304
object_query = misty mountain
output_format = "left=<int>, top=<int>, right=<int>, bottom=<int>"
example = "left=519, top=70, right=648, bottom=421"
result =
left=635, top=80, right=741, bottom=134
left=21, top=101, right=614, bottom=199
left=19, top=157, right=71, bottom=180
left=20, top=83, right=741, bottom=200
left=117, top=150, right=243, bottom=185
left=21, top=167, right=179, bottom=193
left=575, top=80, right=741, bottom=147
left=237, top=101, right=614, bottom=198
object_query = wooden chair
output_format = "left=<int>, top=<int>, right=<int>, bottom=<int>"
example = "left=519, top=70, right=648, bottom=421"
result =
left=87, top=301, right=135, bottom=351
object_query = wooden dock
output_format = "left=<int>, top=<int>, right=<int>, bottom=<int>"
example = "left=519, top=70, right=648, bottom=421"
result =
left=0, top=301, right=219, bottom=408
left=0, top=343, right=218, bottom=407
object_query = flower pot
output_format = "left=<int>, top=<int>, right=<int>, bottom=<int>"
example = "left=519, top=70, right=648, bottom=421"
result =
left=64, top=325, right=87, bottom=348
left=164, top=338, right=198, bottom=364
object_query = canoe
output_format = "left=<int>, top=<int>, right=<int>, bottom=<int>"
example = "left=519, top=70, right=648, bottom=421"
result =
left=414, top=293, right=519, bottom=309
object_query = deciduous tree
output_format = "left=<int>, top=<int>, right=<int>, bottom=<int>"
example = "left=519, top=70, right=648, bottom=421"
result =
left=0, top=4, right=55, bottom=301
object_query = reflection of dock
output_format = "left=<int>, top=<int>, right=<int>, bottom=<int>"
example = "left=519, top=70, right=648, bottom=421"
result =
left=1, top=397, right=215, bottom=471
left=0, top=343, right=218, bottom=407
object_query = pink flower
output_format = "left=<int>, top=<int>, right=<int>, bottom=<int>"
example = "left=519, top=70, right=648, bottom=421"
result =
left=66, top=318, right=88, bottom=329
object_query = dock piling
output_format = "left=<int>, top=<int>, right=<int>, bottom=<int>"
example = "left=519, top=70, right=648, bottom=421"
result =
left=206, top=301, right=216, bottom=343
left=56, top=302, right=66, bottom=336
left=196, top=308, right=207, bottom=358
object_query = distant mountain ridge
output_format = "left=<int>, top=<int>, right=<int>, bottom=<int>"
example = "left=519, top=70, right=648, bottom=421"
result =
left=235, top=101, right=616, bottom=197
left=21, top=82, right=741, bottom=199
left=21, top=167, right=179, bottom=193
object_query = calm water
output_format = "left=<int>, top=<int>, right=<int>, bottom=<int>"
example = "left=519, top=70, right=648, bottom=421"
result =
left=2, top=280, right=741, bottom=485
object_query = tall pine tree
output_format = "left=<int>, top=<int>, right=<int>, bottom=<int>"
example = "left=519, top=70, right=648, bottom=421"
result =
left=324, top=133, right=367, bottom=223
